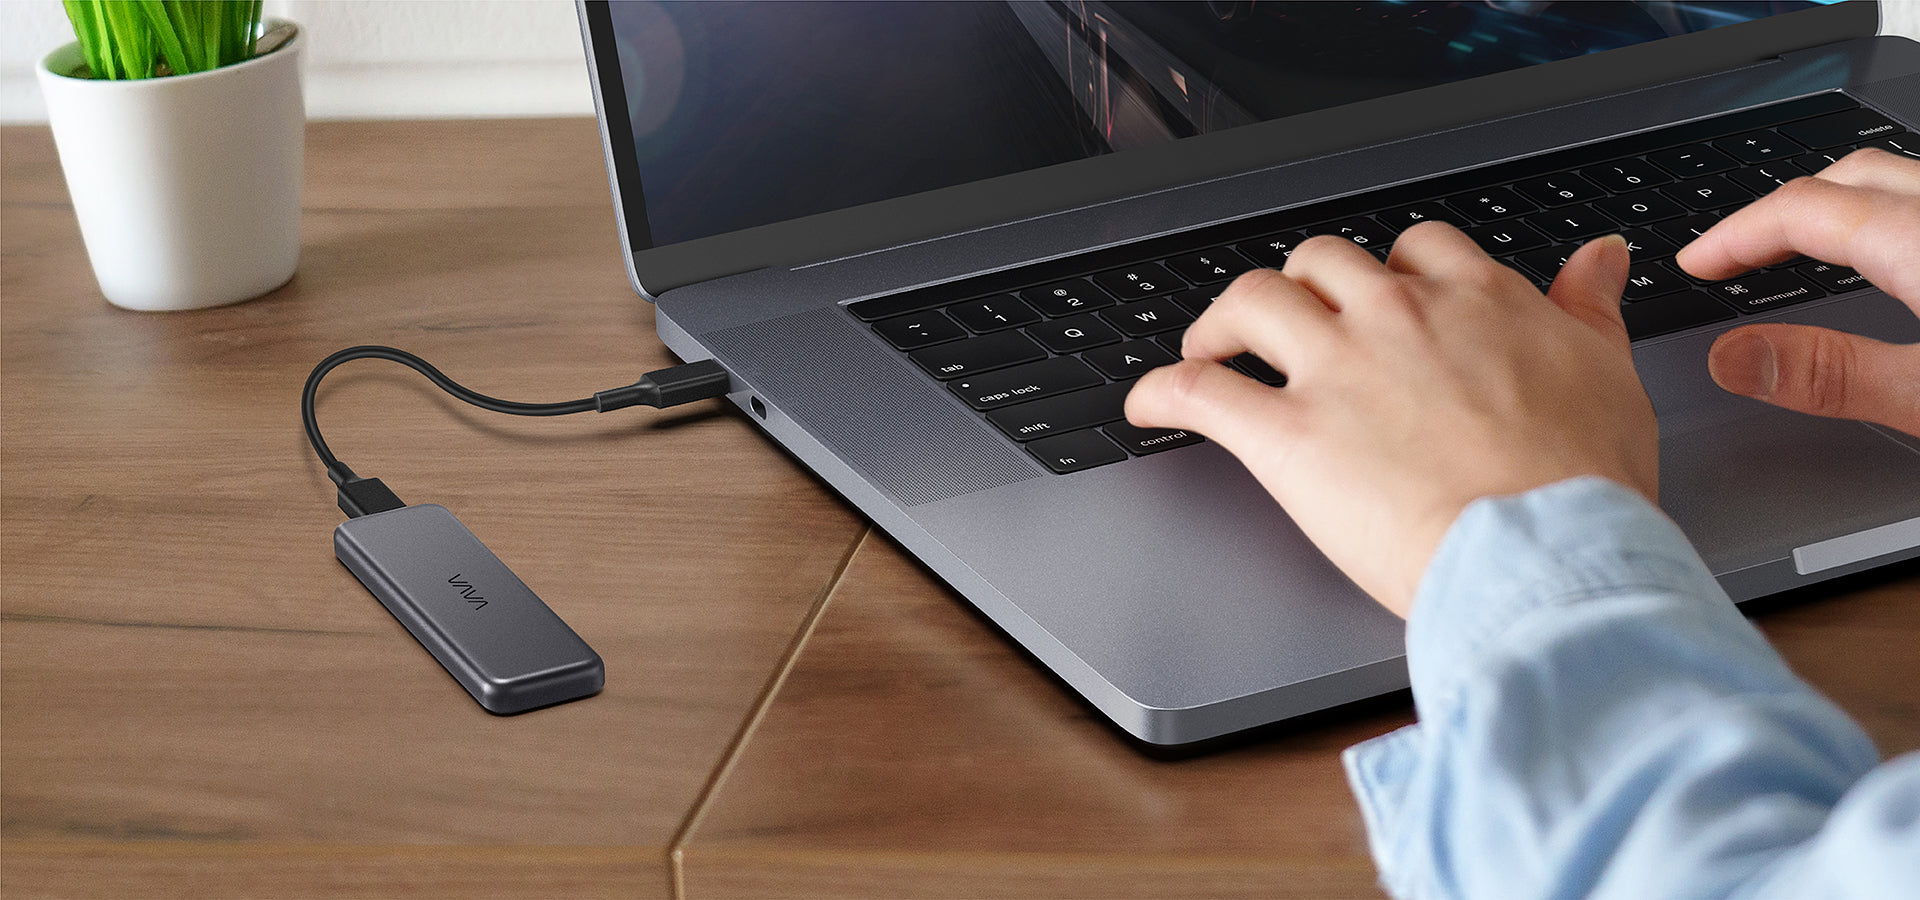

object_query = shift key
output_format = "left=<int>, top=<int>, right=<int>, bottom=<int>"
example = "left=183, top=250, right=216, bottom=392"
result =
left=986, top=380, right=1134, bottom=441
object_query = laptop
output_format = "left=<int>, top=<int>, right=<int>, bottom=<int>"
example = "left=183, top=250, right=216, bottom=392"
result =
left=576, top=1, right=1920, bottom=746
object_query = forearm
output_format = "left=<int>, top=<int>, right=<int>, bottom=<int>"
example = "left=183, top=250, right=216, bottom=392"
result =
left=1345, top=477, right=1905, bottom=899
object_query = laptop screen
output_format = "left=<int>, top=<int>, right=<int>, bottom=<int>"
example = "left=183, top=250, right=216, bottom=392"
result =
left=606, top=0, right=1838, bottom=249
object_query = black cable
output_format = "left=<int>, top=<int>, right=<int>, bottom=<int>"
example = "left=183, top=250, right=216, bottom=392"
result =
left=303, top=345, right=731, bottom=517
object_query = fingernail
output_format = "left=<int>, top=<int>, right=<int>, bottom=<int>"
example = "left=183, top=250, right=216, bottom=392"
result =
left=1710, top=331, right=1778, bottom=398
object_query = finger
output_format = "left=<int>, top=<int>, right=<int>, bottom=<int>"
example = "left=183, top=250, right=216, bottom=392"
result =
left=1126, top=358, right=1304, bottom=455
left=1181, top=268, right=1337, bottom=371
left=1384, top=220, right=1497, bottom=280
left=1283, top=233, right=1404, bottom=313
left=1708, top=323, right=1920, bottom=434
left=1546, top=234, right=1632, bottom=349
left=1818, top=147, right=1920, bottom=197
left=1675, top=176, right=1920, bottom=301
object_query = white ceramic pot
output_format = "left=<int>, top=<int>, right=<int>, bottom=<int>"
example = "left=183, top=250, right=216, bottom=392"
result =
left=36, top=21, right=304, bottom=312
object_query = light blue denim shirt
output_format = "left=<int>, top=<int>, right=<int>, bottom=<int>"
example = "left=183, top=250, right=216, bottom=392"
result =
left=1343, top=477, right=1920, bottom=899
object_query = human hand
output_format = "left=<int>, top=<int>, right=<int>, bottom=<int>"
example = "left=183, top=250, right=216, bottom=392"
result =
left=1675, top=148, right=1920, bottom=436
left=1125, top=224, right=1656, bottom=617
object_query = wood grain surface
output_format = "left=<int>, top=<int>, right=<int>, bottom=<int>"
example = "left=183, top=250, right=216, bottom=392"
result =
left=0, top=120, right=868, bottom=898
left=4, top=118, right=1917, bottom=900
left=677, top=540, right=1920, bottom=899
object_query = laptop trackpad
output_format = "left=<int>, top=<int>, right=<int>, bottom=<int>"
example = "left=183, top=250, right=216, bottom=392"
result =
left=1660, top=407, right=1920, bottom=575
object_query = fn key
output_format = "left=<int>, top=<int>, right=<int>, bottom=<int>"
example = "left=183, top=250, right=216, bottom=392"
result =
left=1025, top=430, right=1127, bottom=474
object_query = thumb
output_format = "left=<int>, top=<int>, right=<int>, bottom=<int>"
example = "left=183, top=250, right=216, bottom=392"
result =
left=1547, top=234, right=1632, bottom=347
left=1708, top=323, right=1920, bottom=435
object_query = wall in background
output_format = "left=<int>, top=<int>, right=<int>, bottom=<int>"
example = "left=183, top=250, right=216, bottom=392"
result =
left=1, top=0, right=594, bottom=123
left=5, top=1, right=1920, bottom=124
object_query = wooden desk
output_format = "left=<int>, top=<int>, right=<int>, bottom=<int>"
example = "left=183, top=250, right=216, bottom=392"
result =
left=3, top=120, right=1916, bottom=899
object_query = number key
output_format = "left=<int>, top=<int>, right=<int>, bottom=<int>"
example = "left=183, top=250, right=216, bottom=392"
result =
left=1303, top=217, right=1395, bottom=248
left=1580, top=159, right=1672, bottom=192
left=1444, top=187, right=1539, bottom=222
left=1163, top=248, right=1252, bottom=285
left=946, top=295, right=1040, bottom=332
left=1374, top=202, right=1462, bottom=232
left=1235, top=231, right=1305, bottom=267
left=1092, top=262, right=1184, bottom=299
left=1020, top=279, right=1114, bottom=316
left=1514, top=172, right=1604, bottom=207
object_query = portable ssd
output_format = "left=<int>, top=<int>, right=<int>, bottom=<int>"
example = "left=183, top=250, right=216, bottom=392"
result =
left=334, top=504, right=604, bottom=714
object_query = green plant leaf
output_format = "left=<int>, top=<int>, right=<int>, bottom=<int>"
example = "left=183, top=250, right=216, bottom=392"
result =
left=62, top=1, right=110, bottom=78
left=100, top=0, right=156, bottom=80
left=134, top=0, right=189, bottom=77
left=60, top=0, right=262, bottom=80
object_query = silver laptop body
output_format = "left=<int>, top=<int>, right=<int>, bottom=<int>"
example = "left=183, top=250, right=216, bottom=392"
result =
left=579, top=1, right=1920, bottom=746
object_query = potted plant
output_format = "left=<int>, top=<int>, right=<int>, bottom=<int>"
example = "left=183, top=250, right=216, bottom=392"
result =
left=36, top=1, right=303, bottom=312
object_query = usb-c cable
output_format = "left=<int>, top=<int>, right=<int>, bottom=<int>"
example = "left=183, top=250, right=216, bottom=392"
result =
left=302, top=345, right=732, bottom=713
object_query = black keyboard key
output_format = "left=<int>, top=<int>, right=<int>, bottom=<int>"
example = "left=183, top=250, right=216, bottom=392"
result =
left=1463, top=221, right=1548, bottom=255
left=1779, top=108, right=1901, bottom=149
left=1445, top=187, right=1538, bottom=222
left=1593, top=190, right=1686, bottom=226
left=1085, top=340, right=1178, bottom=379
left=1025, top=429, right=1128, bottom=474
left=1664, top=174, right=1754, bottom=211
left=1704, top=270, right=1825, bottom=313
left=1303, top=218, right=1395, bottom=249
left=1374, top=202, right=1463, bottom=232
left=1021, top=279, right=1115, bottom=317
left=1726, top=160, right=1807, bottom=196
left=1155, top=329, right=1188, bottom=355
left=1794, top=261, right=1871, bottom=293
left=1621, top=291, right=1735, bottom=340
left=1648, top=144, right=1737, bottom=178
left=1792, top=150, right=1846, bottom=173
left=848, top=293, right=938, bottom=322
left=1236, top=231, right=1306, bottom=268
left=1101, top=296, right=1195, bottom=337
left=1514, top=173, right=1605, bottom=207
left=1515, top=246, right=1576, bottom=281
left=1622, top=262, right=1689, bottom=302
left=874, top=310, right=966, bottom=350
left=1654, top=213, right=1722, bottom=247
left=1163, top=248, right=1253, bottom=285
left=1523, top=207, right=1618, bottom=242
left=1713, top=130, right=1804, bottom=164
left=1859, top=132, right=1920, bottom=160
left=986, top=381, right=1133, bottom=441
left=1172, top=286, right=1225, bottom=314
left=946, top=295, right=1041, bottom=332
left=908, top=331, right=1046, bottom=379
left=1026, top=313, right=1120, bottom=354
left=1619, top=228, right=1677, bottom=261
left=1093, top=262, right=1184, bottom=299
left=1580, top=159, right=1672, bottom=192
left=1232, top=353, right=1287, bottom=386
left=1103, top=421, right=1205, bottom=455
left=949, top=357, right=1104, bottom=410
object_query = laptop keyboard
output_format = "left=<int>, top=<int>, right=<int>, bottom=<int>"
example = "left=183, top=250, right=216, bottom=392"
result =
left=847, top=93, right=1915, bottom=476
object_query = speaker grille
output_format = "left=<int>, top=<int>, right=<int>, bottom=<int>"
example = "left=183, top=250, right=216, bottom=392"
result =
left=707, top=308, right=1042, bottom=506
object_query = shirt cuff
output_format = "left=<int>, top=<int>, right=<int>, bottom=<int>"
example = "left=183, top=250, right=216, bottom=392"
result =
left=1402, top=475, right=1731, bottom=721
left=1341, top=475, right=1737, bottom=895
